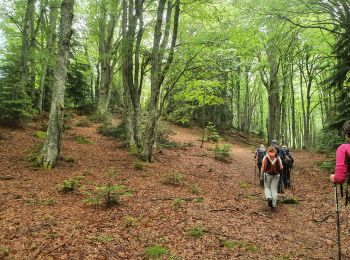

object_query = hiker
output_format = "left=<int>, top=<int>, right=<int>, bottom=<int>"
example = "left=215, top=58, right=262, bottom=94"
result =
left=330, top=120, right=350, bottom=184
left=271, top=139, right=287, bottom=193
left=260, top=146, right=283, bottom=209
left=255, top=144, right=266, bottom=185
left=281, top=145, right=294, bottom=188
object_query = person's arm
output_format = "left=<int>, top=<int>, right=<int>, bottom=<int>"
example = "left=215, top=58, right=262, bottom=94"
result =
left=260, top=158, right=265, bottom=179
left=331, top=145, right=348, bottom=184
left=278, top=157, right=283, bottom=170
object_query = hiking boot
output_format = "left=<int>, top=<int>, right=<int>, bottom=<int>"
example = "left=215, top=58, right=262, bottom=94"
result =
left=267, top=198, right=273, bottom=208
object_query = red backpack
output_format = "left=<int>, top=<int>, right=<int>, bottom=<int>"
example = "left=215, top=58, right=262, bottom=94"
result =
left=264, top=156, right=282, bottom=175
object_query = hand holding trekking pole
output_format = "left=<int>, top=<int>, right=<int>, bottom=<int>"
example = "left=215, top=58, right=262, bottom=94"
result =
left=334, top=184, right=342, bottom=260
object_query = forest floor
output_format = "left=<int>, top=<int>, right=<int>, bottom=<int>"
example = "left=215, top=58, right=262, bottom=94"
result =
left=0, top=114, right=349, bottom=260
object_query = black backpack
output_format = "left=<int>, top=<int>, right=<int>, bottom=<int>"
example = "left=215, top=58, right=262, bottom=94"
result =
left=256, top=149, right=266, bottom=164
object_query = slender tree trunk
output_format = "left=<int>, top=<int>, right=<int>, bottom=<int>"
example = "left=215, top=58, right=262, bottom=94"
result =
left=236, top=62, right=241, bottom=130
left=40, top=0, right=74, bottom=169
left=96, top=0, right=118, bottom=117
left=142, top=0, right=180, bottom=162
left=17, top=0, right=36, bottom=106
left=38, top=0, right=59, bottom=112
left=290, top=63, right=296, bottom=149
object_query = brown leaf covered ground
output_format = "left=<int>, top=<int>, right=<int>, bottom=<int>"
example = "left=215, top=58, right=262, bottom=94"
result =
left=0, top=115, right=349, bottom=259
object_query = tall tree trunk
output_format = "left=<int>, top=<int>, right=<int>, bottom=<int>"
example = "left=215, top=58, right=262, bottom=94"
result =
left=243, top=64, right=250, bottom=132
left=40, top=0, right=74, bottom=169
left=236, top=61, right=241, bottom=130
left=142, top=0, right=180, bottom=162
left=38, top=0, right=59, bottom=112
left=290, top=62, right=296, bottom=149
left=96, top=0, right=118, bottom=117
left=122, top=0, right=144, bottom=148
left=18, top=0, right=36, bottom=106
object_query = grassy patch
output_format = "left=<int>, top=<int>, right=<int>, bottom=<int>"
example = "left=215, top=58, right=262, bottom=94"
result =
left=194, top=197, right=204, bottom=203
left=74, top=135, right=93, bottom=144
left=143, top=244, right=169, bottom=259
left=220, top=240, right=258, bottom=253
left=60, top=155, right=75, bottom=163
left=173, top=198, right=185, bottom=210
left=42, top=197, right=56, bottom=206
left=76, top=118, right=91, bottom=127
left=162, top=171, right=183, bottom=186
left=280, top=197, right=299, bottom=204
left=0, top=245, right=9, bottom=257
left=34, top=131, right=47, bottom=139
left=188, top=184, right=201, bottom=194
left=187, top=227, right=207, bottom=238
left=240, top=181, right=249, bottom=189
left=89, top=234, right=114, bottom=244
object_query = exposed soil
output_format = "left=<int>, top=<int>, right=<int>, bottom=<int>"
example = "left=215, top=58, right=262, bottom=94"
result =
left=0, top=115, right=348, bottom=259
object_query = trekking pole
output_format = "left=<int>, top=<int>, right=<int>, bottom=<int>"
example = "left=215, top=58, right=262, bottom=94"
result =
left=334, top=184, right=342, bottom=260
left=291, top=169, right=295, bottom=197
left=254, top=162, right=257, bottom=185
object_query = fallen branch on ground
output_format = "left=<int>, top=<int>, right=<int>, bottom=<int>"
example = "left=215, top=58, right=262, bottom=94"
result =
left=311, top=214, right=332, bottom=223
left=151, top=197, right=203, bottom=201
left=0, top=176, right=15, bottom=180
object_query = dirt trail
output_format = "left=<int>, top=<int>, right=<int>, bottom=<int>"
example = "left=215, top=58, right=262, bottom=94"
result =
left=0, top=117, right=349, bottom=259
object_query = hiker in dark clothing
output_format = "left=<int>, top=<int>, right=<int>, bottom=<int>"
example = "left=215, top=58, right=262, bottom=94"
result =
left=281, top=145, right=293, bottom=188
left=330, top=120, right=350, bottom=184
left=255, top=144, right=266, bottom=185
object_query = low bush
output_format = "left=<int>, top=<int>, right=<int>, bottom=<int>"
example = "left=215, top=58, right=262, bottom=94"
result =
left=162, top=171, right=183, bottom=186
left=84, top=183, right=132, bottom=207
left=214, top=144, right=232, bottom=162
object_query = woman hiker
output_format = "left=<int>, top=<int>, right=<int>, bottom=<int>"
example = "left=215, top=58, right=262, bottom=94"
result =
left=330, top=120, right=350, bottom=184
left=260, top=146, right=283, bottom=209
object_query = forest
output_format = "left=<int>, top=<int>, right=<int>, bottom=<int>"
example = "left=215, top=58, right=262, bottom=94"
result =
left=0, top=0, right=350, bottom=259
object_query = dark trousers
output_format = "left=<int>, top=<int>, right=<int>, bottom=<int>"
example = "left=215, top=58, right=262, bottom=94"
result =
left=283, top=164, right=291, bottom=187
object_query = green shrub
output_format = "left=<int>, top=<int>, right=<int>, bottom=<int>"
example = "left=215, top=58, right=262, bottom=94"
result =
left=123, top=215, right=138, bottom=228
left=187, top=227, right=207, bottom=238
left=98, top=122, right=125, bottom=140
left=205, top=122, right=220, bottom=142
left=143, top=244, right=169, bottom=259
left=214, top=144, right=232, bottom=161
left=26, top=143, right=43, bottom=168
left=84, top=184, right=132, bottom=207
left=162, top=171, right=183, bottom=186
left=156, top=122, right=177, bottom=148
left=133, top=160, right=144, bottom=171
left=315, top=128, right=344, bottom=154
left=88, top=113, right=110, bottom=123
left=58, top=176, right=84, bottom=192
left=76, top=118, right=91, bottom=127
